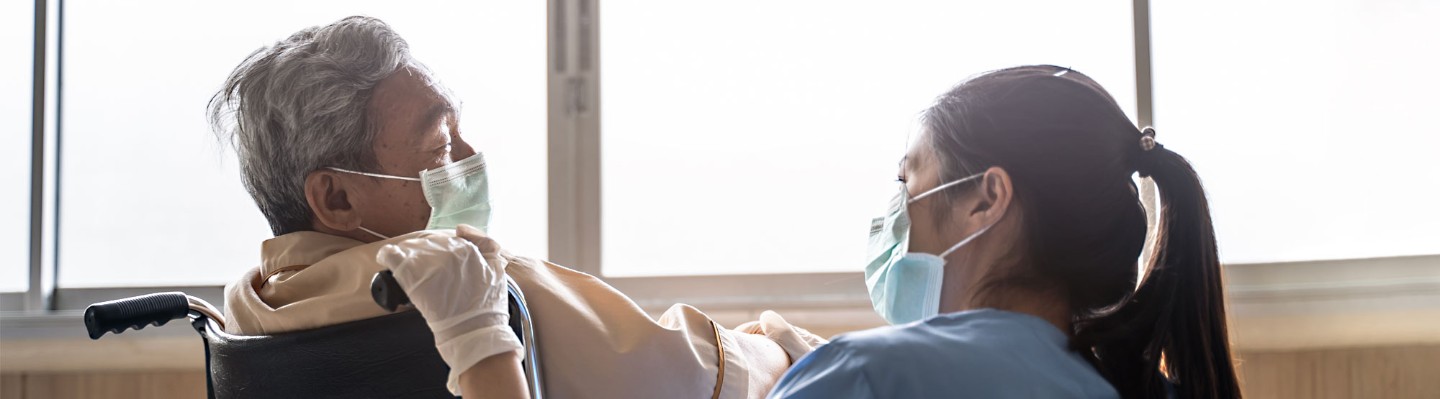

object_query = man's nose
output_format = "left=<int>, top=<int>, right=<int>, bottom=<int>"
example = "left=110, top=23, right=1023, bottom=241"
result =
left=452, top=134, right=477, bottom=160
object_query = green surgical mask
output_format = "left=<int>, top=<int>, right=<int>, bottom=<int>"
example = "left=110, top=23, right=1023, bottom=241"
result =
left=865, top=173, right=988, bottom=324
left=328, top=152, right=492, bottom=239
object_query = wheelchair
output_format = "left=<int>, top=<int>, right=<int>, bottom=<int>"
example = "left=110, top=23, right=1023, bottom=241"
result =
left=83, top=271, right=544, bottom=399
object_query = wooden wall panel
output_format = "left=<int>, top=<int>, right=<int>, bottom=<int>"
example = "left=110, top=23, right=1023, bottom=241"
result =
left=1236, top=345, right=1440, bottom=398
left=1, top=374, right=22, bottom=399
left=14, top=371, right=204, bottom=399
left=2, top=345, right=1436, bottom=398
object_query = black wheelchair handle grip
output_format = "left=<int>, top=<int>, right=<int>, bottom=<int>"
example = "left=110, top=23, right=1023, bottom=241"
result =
left=371, top=270, right=411, bottom=312
left=83, top=292, right=190, bottom=340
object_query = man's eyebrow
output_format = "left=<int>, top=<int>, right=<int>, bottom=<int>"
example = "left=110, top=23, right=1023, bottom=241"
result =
left=413, top=102, right=456, bottom=141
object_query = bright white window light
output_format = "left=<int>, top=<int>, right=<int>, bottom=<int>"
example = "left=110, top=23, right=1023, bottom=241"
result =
left=1152, top=0, right=1440, bottom=264
left=1, top=0, right=33, bottom=292
left=58, top=1, right=545, bottom=287
left=601, top=0, right=1137, bottom=276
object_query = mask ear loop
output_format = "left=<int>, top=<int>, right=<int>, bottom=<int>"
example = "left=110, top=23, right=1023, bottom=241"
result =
left=908, top=172, right=995, bottom=259
left=327, top=167, right=419, bottom=241
left=908, top=172, right=985, bottom=205
left=938, top=223, right=992, bottom=259
left=327, top=167, right=423, bottom=182
left=357, top=226, right=391, bottom=240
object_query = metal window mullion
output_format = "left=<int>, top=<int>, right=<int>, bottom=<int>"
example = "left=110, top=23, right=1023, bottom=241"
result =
left=1133, top=0, right=1162, bottom=270
left=547, top=0, right=603, bottom=276
left=1133, top=0, right=1154, bottom=130
left=26, top=0, right=58, bottom=313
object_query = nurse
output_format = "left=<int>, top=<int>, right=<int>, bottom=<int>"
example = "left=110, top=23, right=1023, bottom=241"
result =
left=768, top=66, right=1241, bottom=398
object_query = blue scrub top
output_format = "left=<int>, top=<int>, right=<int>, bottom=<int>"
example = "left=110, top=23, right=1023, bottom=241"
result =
left=768, top=308, right=1120, bottom=399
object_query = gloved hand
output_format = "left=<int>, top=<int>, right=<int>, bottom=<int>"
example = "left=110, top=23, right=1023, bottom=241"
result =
left=376, top=228, right=523, bottom=395
left=736, top=310, right=829, bottom=363
left=454, top=224, right=508, bottom=274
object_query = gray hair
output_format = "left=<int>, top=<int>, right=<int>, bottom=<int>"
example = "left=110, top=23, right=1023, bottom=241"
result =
left=208, top=16, right=416, bottom=235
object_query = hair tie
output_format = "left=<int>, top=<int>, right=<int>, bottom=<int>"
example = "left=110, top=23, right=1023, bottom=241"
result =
left=1139, top=127, right=1159, bottom=152
left=1136, top=127, right=1163, bottom=178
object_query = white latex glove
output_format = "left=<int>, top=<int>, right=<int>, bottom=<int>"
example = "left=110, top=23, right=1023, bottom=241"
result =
left=377, top=231, right=523, bottom=396
left=735, top=310, right=829, bottom=363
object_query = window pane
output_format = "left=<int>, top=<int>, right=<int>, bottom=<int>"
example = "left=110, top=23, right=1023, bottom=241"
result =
left=58, top=1, right=546, bottom=287
left=602, top=1, right=1136, bottom=276
left=1, top=0, right=33, bottom=292
left=1153, top=0, right=1440, bottom=263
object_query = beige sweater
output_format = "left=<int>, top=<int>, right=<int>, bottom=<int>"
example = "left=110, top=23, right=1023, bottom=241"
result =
left=224, top=230, right=820, bottom=399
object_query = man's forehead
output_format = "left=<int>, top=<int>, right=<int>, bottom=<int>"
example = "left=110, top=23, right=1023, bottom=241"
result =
left=369, top=68, right=456, bottom=143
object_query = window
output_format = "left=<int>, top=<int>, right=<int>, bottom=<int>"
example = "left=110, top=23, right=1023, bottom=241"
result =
left=600, top=0, right=1137, bottom=276
left=6, top=0, right=1431, bottom=310
left=1, top=0, right=33, bottom=292
left=1152, top=0, right=1440, bottom=264
left=57, top=1, right=546, bottom=287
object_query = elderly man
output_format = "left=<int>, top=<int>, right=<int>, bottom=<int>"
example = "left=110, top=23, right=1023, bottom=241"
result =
left=208, top=16, right=820, bottom=398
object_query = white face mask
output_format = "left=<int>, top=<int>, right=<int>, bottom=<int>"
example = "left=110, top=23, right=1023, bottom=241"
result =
left=328, top=152, right=492, bottom=240
left=864, top=173, right=991, bottom=325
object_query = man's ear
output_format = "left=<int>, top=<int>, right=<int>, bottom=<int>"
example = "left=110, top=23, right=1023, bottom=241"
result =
left=968, top=166, right=1014, bottom=226
left=304, top=170, right=363, bottom=232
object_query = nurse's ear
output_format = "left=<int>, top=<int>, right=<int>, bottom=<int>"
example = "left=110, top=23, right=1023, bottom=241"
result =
left=965, top=166, right=1015, bottom=228
left=304, top=170, right=365, bottom=233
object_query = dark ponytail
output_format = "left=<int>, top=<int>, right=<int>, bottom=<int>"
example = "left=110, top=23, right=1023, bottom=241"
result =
left=1074, top=143, right=1242, bottom=399
left=922, top=66, right=1240, bottom=398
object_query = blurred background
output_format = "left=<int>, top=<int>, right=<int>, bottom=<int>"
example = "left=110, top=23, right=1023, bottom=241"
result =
left=2, top=0, right=1437, bottom=397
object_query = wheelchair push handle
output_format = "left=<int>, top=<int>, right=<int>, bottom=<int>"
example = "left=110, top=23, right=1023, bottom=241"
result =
left=371, top=270, right=411, bottom=312
left=84, top=292, right=190, bottom=339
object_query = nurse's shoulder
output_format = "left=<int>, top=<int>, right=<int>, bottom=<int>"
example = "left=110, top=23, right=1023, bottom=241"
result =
left=771, top=309, right=1030, bottom=398
left=774, top=308, right=1120, bottom=398
left=830, top=309, right=1034, bottom=382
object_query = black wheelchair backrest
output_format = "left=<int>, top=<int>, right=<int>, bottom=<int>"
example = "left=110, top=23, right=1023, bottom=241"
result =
left=85, top=278, right=544, bottom=399
left=201, top=310, right=453, bottom=399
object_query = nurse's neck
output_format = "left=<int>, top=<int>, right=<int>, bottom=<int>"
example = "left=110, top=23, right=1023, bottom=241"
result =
left=941, top=284, right=1073, bottom=337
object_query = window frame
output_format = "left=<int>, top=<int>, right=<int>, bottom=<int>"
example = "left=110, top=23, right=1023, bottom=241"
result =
left=546, top=0, right=1157, bottom=312
left=4, top=0, right=57, bottom=313
left=3, top=0, right=1436, bottom=332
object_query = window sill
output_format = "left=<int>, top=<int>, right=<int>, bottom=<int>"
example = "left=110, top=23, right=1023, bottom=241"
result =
left=2, top=255, right=1436, bottom=372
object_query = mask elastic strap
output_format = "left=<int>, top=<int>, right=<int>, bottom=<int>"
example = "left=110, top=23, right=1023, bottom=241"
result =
left=908, top=172, right=984, bottom=204
left=327, top=167, right=423, bottom=182
left=938, top=223, right=993, bottom=259
left=357, top=226, right=390, bottom=240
